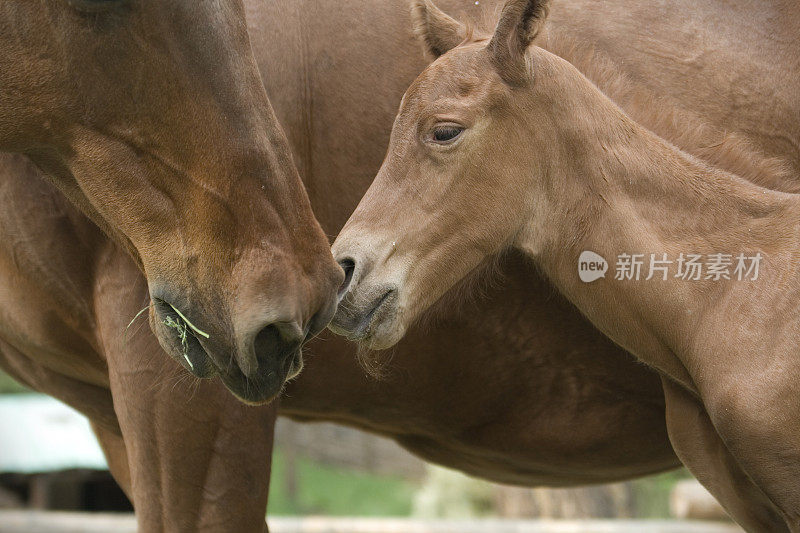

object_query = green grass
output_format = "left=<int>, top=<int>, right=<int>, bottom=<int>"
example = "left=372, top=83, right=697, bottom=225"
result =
left=631, top=469, right=692, bottom=518
left=0, top=369, right=28, bottom=394
left=268, top=449, right=417, bottom=516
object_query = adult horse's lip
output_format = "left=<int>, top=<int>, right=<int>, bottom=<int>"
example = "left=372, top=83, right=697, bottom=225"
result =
left=152, top=298, right=217, bottom=379
left=218, top=349, right=300, bottom=405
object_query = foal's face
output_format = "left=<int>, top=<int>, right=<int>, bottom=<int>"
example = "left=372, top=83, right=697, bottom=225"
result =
left=332, top=44, right=541, bottom=349
left=332, top=0, right=555, bottom=349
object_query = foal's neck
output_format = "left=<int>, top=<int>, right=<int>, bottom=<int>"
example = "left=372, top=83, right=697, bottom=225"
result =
left=521, top=65, right=800, bottom=387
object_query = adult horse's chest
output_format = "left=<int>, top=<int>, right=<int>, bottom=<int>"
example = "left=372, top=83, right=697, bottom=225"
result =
left=0, top=153, right=108, bottom=387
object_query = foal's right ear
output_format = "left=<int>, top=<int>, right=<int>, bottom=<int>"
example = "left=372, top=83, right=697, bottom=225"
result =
left=489, top=0, right=550, bottom=85
left=411, top=0, right=467, bottom=58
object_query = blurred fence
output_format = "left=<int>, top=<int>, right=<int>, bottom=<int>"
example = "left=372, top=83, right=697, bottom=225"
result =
left=276, top=419, right=425, bottom=479
left=278, top=420, right=643, bottom=519
left=259, top=419, right=727, bottom=520
left=1, top=396, right=729, bottom=520
left=0, top=512, right=744, bottom=533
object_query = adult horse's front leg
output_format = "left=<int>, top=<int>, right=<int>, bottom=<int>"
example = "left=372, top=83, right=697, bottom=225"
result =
left=96, top=251, right=276, bottom=533
left=91, top=422, right=133, bottom=501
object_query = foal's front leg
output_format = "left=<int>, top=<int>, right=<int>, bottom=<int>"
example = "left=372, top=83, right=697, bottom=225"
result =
left=697, top=371, right=800, bottom=531
left=661, top=378, right=787, bottom=532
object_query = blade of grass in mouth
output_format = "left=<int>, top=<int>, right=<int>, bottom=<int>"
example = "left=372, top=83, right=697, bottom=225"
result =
left=167, top=303, right=210, bottom=339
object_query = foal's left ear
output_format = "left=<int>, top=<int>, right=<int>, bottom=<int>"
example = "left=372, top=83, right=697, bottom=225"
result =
left=488, top=0, right=550, bottom=85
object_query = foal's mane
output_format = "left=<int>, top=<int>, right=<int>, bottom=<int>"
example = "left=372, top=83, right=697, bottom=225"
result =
left=540, top=29, right=796, bottom=193
left=449, top=7, right=794, bottom=192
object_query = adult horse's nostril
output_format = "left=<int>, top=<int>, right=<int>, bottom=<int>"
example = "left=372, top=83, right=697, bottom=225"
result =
left=338, top=258, right=356, bottom=299
left=249, top=321, right=303, bottom=378
left=252, top=323, right=280, bottom=368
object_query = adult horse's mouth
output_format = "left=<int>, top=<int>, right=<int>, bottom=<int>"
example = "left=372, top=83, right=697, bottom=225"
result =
left=152, top=299, right=218, bottom=379
left=152, top=298, right=305, bottom=403
left=219, top=348, right=302, bottom=405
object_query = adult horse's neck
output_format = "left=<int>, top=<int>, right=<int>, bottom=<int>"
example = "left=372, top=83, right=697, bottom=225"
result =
left=519, top=61, right=800, bottom=390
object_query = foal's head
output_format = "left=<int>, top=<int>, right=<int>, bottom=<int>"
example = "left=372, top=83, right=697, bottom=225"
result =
left=0, top=0, right=342, bottom=403
left=332, top=0, right=599, bottom=349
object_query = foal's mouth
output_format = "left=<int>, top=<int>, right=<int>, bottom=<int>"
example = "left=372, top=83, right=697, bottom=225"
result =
left=330, top=288, right=396, bottom=343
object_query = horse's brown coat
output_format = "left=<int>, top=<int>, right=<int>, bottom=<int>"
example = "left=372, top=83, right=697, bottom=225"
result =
left=1, top=0, right=799, bottom=531
left=333, top=1, right=800, bottom=530
left=0, top=0, right=342, bottom=404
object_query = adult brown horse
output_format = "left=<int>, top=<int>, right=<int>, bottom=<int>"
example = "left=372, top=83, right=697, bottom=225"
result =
left=2, top=0, right=799, bottom=531
left=0, top=0, right=342, bottom=404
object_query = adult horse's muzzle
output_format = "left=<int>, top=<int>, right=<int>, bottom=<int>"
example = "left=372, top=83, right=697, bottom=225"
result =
left=150, top=285, right=339, bottom=404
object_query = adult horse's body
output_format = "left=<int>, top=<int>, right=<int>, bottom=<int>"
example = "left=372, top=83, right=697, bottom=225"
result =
left=1, top=0, right=798, bottom=531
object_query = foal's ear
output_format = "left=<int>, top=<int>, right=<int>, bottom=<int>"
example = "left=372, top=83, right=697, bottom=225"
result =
left=488, top=0, right=550, bottom=85
left=411, top=0, right=467, bottom=58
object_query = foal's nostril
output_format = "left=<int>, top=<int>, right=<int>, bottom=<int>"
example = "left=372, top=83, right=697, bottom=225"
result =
left=338, top=258, right=356, bottom=298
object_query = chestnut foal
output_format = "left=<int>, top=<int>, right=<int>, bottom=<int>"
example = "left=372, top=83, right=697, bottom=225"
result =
left=332, top=0, right=800, bottom=530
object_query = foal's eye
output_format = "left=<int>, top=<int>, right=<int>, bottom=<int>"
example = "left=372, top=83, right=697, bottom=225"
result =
left=430, top=124, right=464, bottom=144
